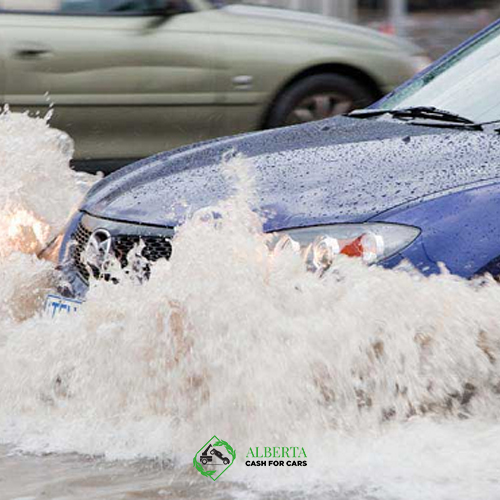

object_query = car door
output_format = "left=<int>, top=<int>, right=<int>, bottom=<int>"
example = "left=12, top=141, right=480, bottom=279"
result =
left=0, top=0, right=219, bottom=171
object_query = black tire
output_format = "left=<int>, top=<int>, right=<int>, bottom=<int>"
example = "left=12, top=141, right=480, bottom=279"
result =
left=266, top=73, right=376, bottom=129
left=201, top=458, right=208, bottom=465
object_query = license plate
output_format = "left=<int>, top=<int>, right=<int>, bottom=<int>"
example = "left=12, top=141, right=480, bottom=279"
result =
left=45, top=294, right=82, bottom=318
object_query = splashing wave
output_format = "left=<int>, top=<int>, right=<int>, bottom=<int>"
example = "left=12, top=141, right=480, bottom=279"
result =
left=0, top=113, right=500, bottom=499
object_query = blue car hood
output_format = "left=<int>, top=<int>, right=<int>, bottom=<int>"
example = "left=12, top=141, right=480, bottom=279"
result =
left=82, top=117, right=500, bottom=232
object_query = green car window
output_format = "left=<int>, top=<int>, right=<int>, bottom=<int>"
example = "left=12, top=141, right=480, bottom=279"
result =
left=0, top=0, right=60, bottom=11
left=61, top=0, right=165, bottom=13
left=0, top=0, right=167, bottom=14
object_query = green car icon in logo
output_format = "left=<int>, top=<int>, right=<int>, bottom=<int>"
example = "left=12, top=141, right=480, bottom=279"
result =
left=193, top=436, right=236, bottom=481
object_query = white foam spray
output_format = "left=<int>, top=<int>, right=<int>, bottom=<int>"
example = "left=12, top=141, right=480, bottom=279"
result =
left=0, top=114, right=500, bottom=499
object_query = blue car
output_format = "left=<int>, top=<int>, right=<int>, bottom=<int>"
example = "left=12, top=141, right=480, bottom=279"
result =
left=55, top=19, right=500, bottom=299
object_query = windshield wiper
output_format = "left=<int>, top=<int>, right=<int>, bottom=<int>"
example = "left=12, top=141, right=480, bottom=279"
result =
left=348, top=106, right=478, bottom=127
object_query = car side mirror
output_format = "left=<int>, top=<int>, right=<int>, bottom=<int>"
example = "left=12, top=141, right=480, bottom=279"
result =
left=156, top=0, right=188, bottom=17
left=146, top=0, right=188, bottom=28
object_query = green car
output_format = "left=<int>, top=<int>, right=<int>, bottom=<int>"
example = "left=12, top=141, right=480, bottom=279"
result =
left=0, top=0, right=429, bottom=173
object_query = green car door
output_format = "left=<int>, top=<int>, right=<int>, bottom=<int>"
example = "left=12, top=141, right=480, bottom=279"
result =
left=0, top=0, right=426, bottom=173
left=0, top=0, right=221, bottom=170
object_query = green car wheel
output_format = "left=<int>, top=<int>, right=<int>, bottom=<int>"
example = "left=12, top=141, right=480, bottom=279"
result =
left=266, top=73, right=377, bottom=128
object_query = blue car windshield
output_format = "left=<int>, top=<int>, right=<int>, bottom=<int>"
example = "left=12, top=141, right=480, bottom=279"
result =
left=378, top=22, right=500, bottom=123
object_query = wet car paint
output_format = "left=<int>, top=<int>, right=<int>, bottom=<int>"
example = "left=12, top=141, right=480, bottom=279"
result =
left=61, top=19, right=500, bottom=292
left=81, top=117, right=498, bottom=231
left=62, top=114, right=500, bottom=287
left=373, top=181, right=500, bottom=277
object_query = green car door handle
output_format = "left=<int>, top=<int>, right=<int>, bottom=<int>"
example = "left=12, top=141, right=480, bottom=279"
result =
left=14, top=45, right=53, bottom=59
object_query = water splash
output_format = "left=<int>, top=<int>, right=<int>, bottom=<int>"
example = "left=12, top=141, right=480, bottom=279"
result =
left=1, top=114, right=500, bottom=499
left=0, top=110, right=95, bottom=259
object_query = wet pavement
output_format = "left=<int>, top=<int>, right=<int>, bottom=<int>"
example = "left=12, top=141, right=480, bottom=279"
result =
left=407, top=9, right=498, bottom=59
left=363, top=7, right=498, bottom=59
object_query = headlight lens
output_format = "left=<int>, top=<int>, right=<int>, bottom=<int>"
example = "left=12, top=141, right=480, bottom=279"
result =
left=270, top=223, right=420, bottom=271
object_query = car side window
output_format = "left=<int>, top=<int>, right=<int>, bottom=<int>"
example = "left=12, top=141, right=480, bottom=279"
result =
left=0, top=0, right=60, bottom=11
left=61, top=0, right=166, bottom=13
left=0, top=0, right=167, bottom=14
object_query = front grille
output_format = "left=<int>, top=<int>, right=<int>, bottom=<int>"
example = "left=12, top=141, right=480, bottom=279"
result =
left=70, top=218, right=173, bottom=283
left=113, top=234, right=173, bottom=268
left=71, top=222, right=93, bottom=282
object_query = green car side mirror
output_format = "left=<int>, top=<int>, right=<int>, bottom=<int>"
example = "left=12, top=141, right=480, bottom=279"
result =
left=158, top=0, right=189, bottom=16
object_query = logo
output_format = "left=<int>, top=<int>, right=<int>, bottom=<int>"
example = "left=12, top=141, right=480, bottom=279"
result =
left=85, top=229, right=112, bottom=274
left=245, top=446, right=307, bottom=467
left=193, top=436, right=236, bottom=481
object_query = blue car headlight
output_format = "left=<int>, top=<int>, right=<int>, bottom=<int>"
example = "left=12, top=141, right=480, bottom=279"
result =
left=271, top=223, right=420, bottom=270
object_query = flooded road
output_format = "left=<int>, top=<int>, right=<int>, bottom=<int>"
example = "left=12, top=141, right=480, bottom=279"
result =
left=4, top=421, right=500, bottom=500
left=407, top=8, right=498, bottom=59
left=363, top=8, right=498, bottom=59
left=2, top=112, right=500, bottom=499
left=0, top=445, right=250, bottom=500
